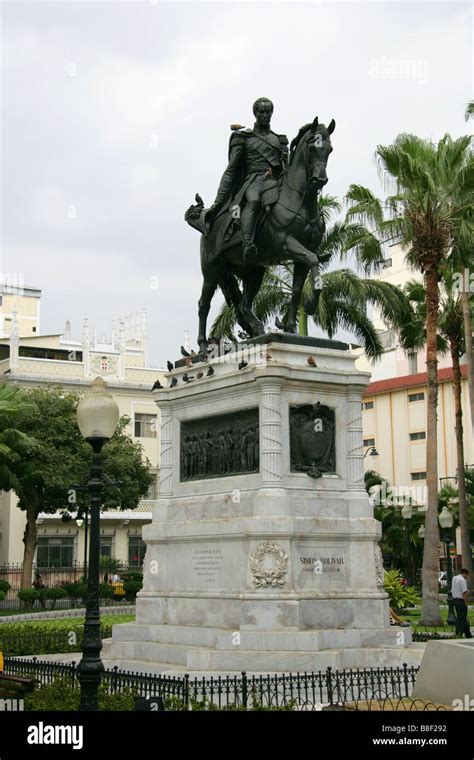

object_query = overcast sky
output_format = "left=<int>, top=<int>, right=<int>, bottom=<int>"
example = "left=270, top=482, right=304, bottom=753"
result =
left=2, top=0, right=471, bottom=368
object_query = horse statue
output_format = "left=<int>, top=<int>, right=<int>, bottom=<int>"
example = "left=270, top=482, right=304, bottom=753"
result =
left=185, top=116, right=335, bottom=353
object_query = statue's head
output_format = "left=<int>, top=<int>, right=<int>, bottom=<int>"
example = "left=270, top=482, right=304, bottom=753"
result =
left=253, top=97, right=273, bottom=127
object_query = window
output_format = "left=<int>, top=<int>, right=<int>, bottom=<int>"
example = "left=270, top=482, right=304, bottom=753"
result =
left=145, top=479, right=157, bottom=500
left=100, top=356, right=108, bottom=371
left=363, top=438, right=375, bottom=447
left=100, top=537, right=113, bottom=558
left=409, top=431, right=426, bottom=441
left=362, top=401, right=374, bottom=410
left=36, top=537, right=74, bottom=568
left=408, top=392, right=424, bottom=402
left=134, top=413, right=157, bottom=438
left=32, top=326, right=36, bottom=332
left=411, top=472, right=427, bottom=481
left=128, top=536, right=146, bottom=566
left=0, top=296, right=3, bottom=306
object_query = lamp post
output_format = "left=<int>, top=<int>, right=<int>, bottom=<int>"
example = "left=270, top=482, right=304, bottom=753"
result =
left=438, top=506, right=457, bottom=626
left=76, top=377, right=119, bottom=711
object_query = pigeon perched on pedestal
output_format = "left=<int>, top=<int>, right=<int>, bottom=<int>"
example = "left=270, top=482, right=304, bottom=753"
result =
left=275, top=316, right=285, bottom=330
left=307, top=355, right=317, bottom=367
left=167, top=360, right=173, bottom=372
left=170, top=377, right=178, bottom=388
left=151, top=379, right=163, bottom=390
left=206, top=366, right=215, bottom=377
left=238, top=361, right=248, bottom=370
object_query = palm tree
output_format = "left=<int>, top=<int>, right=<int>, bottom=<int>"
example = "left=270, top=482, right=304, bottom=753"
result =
left=0, top=384, right=36, bottom=491
left=211, top=196, right=410, bottom=360
left=346, top=133, right=473, bottom=625
left=401, top=276, right=473, bottom=574
left=465, top=100, right=474, bottom=121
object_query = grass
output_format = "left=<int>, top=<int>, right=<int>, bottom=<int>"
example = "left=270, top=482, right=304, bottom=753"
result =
left=400, top=607, right=456, bottom=633
left=0, top=614, right=135, bottom=633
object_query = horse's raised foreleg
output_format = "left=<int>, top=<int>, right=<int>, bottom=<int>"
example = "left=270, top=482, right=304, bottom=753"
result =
left=285, top=262, right=309, bottom=333
left=241, top=267, right=265, bottom=337
left=283, top=235, right=321, bottom=317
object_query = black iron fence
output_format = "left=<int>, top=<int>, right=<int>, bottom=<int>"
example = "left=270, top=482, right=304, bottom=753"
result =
left=0, top=562, right=138, bottom=609
left=4, top=657, right=420, bottom=708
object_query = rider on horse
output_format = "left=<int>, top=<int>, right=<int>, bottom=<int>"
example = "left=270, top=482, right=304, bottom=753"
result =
left=204, top=97, right=289, bottom=261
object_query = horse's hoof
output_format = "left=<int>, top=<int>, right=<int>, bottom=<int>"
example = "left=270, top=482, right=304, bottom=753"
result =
left=285, top=323, right=297, bottom=334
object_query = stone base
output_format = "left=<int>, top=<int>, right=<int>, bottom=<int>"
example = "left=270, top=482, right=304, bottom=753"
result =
left=106, top=339, right=422, bottom=674
left=103, top=622, right=423, bottom=672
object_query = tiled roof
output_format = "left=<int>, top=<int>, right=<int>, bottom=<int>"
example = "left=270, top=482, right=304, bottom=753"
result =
left=364, top=364, right=468, bottom=397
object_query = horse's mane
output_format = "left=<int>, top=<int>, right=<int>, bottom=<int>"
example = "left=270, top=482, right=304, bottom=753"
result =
left=289, top=122, right=329, bottom=165
left=289, top=123, right=313, bottom=165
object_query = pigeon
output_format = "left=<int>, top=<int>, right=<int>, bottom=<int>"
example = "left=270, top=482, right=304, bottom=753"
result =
left=184, top=357, right=193, bottom=368
left=238, top=361, right=248, bottom=370
left=238, top=331, right=249, bottom=340
left=170, top=377, right=178, bottom=388
left=151, top=379, right=163, bottom=390
left=182, top=372, right=194, bottom=383
left=275, top=316, right=285, bottom=330
left=180, top=346, right=191, bottom=357
left=206, top=366, right=215, bottom=377
left=307, top=355, right=317, bottom=367
left=196, top=370, right=204, bottom=379
left=167, top=360, right=173, bottom=372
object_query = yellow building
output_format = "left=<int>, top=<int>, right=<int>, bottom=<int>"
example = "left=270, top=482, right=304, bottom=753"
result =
left=0, top=282, right=41, bottom=339
left=0, top=302, right=166, bottom=570
left=362, top=365, right=473, bottom=495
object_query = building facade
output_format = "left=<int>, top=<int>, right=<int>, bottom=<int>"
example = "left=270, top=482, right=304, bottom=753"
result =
left=0, top=294, right=165, bottom=569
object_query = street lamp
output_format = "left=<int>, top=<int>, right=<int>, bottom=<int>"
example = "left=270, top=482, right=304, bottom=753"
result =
left=76, top=377, right=119, bottom=711
left=438, top=506, right=457, bottom=626
left=364, top=446, right=379, bottom=459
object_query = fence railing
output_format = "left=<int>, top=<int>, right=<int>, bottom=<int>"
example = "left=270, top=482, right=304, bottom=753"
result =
left=0, top=562, right=140, bottom=609
left=3, top=657, right=420, bottom=708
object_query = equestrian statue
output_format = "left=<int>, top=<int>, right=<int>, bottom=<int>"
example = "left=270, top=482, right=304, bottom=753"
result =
left=184, top=97, right=335, bottom=353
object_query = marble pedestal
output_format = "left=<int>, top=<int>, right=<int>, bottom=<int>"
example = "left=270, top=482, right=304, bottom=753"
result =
left=105, top=335, right=422, bottom=672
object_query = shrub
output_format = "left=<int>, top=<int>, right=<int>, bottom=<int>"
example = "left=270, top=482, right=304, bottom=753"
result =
left=384, top=569, right=420, bottom=612
left=0, top=590, right=5, bottom=602
left=17, top=588, right=39, bottom=609
left=123, top=580, right=142, bottom=601
left=45, top=587, right=68, bottom=609
left=0, top=580, right=11, bottom=594
left=99, top=583, right=114, bottom=600
left=121, top=571, right=143, bottom=584
left=24, top=677, right=137, bottom=711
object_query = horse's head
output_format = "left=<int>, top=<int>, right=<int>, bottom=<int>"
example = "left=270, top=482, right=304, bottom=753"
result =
left=289, top=116, right=335, bottom=192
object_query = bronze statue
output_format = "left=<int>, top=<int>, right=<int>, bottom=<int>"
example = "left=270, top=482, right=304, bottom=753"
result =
left=204, top=97, right=288, bottom=262
left=185, top=99, right=335, bottom=353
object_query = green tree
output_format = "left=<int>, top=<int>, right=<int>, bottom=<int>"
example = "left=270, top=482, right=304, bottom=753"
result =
left=346, top=132, right=473, bottom=625
left=0, top=384, right=37, bottom=491
left=400, top=275, right=473, bottom=573
left=211, top=196, right=409, bottom=359
left=8, top=386, right=153, bottom=588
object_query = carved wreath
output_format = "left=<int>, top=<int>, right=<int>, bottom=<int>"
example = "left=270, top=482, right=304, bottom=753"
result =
left=249, top=542, right=288, bottom=588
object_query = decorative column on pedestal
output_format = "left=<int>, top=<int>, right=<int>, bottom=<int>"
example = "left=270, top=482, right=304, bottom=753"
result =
left=159, top=406, right=173, bottom=496
left=260, top=381, right=283, bottom=486
left=346, top=386, right=365, bottom=490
